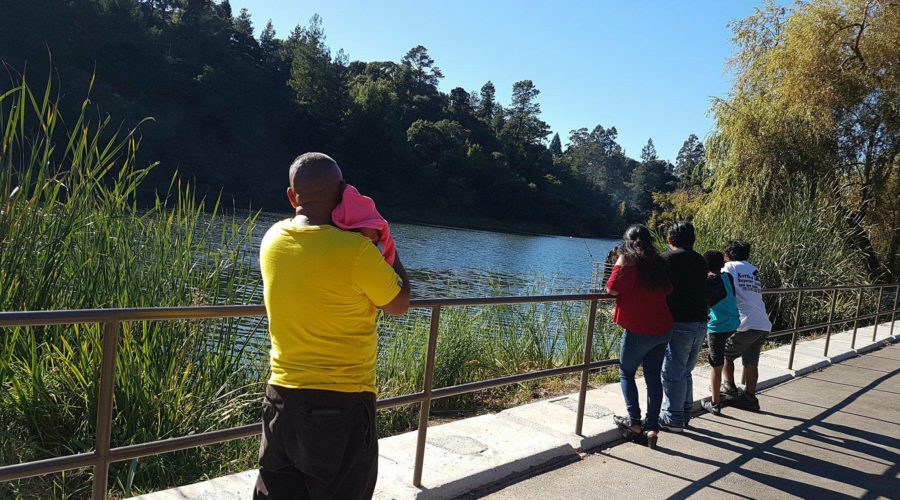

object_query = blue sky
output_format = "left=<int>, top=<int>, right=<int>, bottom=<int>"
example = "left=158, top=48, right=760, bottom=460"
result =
left=229, top=0, right=774, bottom=162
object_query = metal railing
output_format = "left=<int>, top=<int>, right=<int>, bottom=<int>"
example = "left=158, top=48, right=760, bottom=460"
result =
left=0, top=283, right=897, bottom=498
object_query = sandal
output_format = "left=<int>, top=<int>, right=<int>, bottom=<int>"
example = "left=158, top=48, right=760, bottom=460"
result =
left=644, top=430, right=659, bottom=450
left=613, top=415, right=644, bottom=441
left=613, top=415, right=641, bottom=430
left=612, top=415, right=636, bottom=428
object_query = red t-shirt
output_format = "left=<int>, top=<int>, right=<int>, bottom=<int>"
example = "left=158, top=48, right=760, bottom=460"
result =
left=605, top=264, right=673, bottom=336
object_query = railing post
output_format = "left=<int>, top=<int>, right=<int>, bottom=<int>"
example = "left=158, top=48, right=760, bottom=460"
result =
left=412, top=306, right=441, bottom=488
left=92, top=321, right=120, bottom=500
left=872, top=286, right=884, bottom=341
left=890, top=284, right=898, bottom=338
left=787, top=290, right=804, bottom=371
left=575, top=299, right=599, bottom=436
left=851, top=288, right=864, bottom=349
left=823, top=290, right=838, bottom=357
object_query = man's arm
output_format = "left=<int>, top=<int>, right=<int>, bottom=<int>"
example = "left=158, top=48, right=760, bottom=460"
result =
left=381, top=254, right=411, bottom=316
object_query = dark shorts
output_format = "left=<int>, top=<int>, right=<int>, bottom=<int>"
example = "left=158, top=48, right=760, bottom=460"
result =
left=707, top=331, right=736, bottom=367
left=254, top=384, right=378, bottom=500
left=725, top=329, right=770, bottom=366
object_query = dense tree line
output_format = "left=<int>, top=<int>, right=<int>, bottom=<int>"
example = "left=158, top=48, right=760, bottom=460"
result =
left=0, top=0, right=704, bottom=236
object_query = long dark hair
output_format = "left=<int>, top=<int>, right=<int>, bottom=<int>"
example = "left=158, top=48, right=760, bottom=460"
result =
left=619, top=224, right=670, bottom=290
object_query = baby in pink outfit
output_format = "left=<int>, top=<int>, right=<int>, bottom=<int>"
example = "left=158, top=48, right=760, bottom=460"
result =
left=331, top=184, right=397, bottom=265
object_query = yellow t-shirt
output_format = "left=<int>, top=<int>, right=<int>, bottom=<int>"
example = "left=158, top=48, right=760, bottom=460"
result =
left=260, top=218, right=402, bottom=393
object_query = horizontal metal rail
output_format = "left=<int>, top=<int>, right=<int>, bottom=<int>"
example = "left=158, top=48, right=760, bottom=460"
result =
left=0, top=284, right=897, bottom=498
left=5, top=285, right=889, bottom=327
left=0, top=294, right=615, bottom=327
left=760, top=283, right=889, bottom=293
left=766, top=310, right=889, bottom=340
left=0, top=453, right=98, bottom=483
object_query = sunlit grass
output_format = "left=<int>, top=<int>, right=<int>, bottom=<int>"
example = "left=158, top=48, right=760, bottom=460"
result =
left=374, top=290, right=622, bottom=436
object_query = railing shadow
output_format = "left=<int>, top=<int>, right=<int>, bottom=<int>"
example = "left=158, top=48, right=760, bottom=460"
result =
left=661, top=364, right=900, bottom=499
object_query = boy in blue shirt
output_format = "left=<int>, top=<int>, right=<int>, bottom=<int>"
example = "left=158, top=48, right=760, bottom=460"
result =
left=701, top=250, right=741, bottom=415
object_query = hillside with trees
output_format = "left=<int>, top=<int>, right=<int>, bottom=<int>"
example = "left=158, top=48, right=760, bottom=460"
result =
left=0, top=0, right=703, bottom=236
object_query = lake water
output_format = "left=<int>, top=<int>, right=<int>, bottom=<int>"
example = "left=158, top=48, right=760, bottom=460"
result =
left=249, top=211, right=620, bottom=298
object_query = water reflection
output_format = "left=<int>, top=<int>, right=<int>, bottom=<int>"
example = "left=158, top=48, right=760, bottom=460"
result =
left=245, top=212, right=619, bottom=298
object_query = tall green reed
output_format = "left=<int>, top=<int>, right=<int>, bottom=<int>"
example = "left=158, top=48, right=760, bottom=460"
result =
left=0, top=75, right=264, bottom=497
left=694, top=192, right=870, bottom=332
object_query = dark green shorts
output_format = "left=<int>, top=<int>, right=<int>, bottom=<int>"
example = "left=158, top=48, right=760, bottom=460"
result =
left=725, top=329, right=770, bottom=365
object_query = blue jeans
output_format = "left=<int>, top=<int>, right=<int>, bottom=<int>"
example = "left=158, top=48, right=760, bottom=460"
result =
left=619, top=329, right=672, bottom=431
left=661, top=322, right=707, bottom=427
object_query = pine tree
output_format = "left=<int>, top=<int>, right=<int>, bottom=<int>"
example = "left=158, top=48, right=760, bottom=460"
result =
left=478, top=81, right=496, bottom=121
left=449, top=87, right=473, bottom=118
left=504, top=80, right=550, bottom=146
left=675, top=133, right=706, bottom=187
left=260, top=20, right=278, bottom=52
left=234, top=7, right=253, bottom=37
left=640, top=138, right=658, bottom=162
left=549, top=133, right=563, bottom=156
left=401, top=45, right=443, bottom=87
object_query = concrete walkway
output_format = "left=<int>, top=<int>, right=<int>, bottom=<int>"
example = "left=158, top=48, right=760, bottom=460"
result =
left=476, top=341, right=900, bottom=499
left=132, top=321, right=898, bottom=500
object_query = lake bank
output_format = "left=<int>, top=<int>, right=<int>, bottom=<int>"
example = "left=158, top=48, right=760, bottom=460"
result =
left=253, top=205, right=619, bottom=240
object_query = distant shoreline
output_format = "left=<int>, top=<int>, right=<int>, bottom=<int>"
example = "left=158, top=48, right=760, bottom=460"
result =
left=386, top=210, right=620, bottom=241
left=238, top=206, right=620, bottom=241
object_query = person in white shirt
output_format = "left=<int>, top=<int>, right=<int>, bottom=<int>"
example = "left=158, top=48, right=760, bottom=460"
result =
left=721, top=240, right=772, bottom=411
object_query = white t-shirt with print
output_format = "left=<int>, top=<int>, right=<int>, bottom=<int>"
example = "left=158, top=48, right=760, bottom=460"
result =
left=723, top=260, right=772, bottom=332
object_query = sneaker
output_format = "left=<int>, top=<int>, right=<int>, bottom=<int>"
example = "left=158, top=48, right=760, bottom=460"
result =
left=732, top=391, right=760, bottom=411
left=658, top=416, right=684, bottom=433
left=701, top=398, right=722, bottom=415
left=721, top=380, right=740, bottom=397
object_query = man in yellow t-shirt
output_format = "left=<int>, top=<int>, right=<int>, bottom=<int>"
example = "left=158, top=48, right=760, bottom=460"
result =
left=254, top=153, right=410, bottom=500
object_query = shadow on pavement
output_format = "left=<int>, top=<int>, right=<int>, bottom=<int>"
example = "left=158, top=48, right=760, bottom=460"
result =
left=663, top=365, right=900, bottom=499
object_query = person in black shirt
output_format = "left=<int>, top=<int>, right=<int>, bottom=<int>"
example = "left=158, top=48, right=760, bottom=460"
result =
left=658, top=221, right=709, bottom=432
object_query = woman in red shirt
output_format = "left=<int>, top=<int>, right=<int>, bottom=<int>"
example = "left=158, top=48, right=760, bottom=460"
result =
left=605, top=224, right=673, bottom=449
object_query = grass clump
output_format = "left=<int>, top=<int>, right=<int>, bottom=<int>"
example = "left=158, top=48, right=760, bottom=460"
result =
left=375, top=295, right=622, bottom=436
left=0, top=74, right=264, bottom=497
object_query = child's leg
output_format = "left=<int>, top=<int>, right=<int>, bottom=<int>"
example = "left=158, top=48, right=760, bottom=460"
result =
left=707, top=332, right=728, bottom=404
left=723, top=358, right=736, bottom=389
left=710, top=366, right=723, bottom=404
left=722, top=332, right=740, bottom=392
left=744, top=365, right=759, bottom=394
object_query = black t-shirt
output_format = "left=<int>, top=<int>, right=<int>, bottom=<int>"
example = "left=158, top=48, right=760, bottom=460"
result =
left=661, top=247, right=709, bottom=322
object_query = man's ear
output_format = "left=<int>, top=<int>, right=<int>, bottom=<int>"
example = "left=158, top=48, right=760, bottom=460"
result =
left=286, top=187, right=299, bottom=208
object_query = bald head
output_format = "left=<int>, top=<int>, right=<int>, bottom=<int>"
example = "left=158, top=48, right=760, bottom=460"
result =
left=286, top=153, right=344, bottom=221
